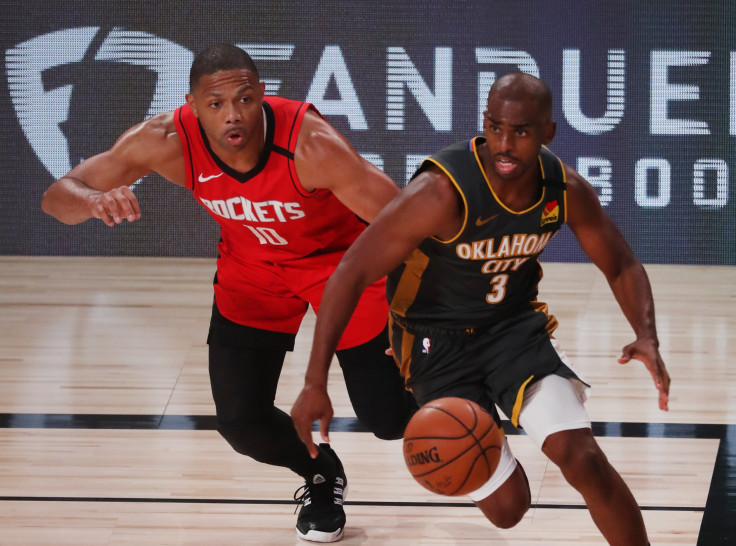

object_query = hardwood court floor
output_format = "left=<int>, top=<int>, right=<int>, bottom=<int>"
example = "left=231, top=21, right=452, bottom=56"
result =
left=0, top=256, right=734, bottom=545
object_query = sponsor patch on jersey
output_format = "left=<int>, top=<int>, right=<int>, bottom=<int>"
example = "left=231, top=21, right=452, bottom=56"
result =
left=540, top=200, right=559, bottom=226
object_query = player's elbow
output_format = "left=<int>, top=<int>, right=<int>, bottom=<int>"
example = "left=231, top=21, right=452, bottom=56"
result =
left=41, top=187, right=80, bottom=225
left=40, top=189, right=58, bottom=218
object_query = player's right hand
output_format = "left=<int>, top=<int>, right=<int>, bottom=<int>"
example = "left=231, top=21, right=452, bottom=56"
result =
left=90, top=186, right=141, bottom=227
left=290, top=384, right=334, bottom=458
left=618, top=337, right=670, bottom=411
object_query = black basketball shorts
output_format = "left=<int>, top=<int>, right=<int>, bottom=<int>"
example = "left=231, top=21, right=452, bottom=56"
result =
left=388, top=307, right=586, bottom=428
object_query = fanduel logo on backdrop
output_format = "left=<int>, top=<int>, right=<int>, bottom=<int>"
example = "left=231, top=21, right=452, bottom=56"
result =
left=6, top=28, right=733, bottom=209
left=5, top=27, right=192, bottom=180
left=5, top=28, right=297, bottom=182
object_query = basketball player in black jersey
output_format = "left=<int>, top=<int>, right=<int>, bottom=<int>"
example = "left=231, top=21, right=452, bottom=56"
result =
left=292, top=73, right=670, bottom=545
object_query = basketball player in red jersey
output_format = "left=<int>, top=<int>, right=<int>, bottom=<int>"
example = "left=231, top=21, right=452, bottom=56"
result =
left=292, top=73, right=670, bottom=545
left=41, top=43, right=416, bottom=543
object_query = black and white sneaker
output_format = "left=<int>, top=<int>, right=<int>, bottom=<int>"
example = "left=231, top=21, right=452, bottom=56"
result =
left=294, top=444, right=348, bottom=543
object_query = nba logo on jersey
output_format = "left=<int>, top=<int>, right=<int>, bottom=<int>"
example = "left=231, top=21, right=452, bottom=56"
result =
left=421, top=337, right=431, bottom=354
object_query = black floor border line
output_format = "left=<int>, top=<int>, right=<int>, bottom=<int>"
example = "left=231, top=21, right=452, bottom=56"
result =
left=1, top=414, right=733, bottom=541
left=0, top=495, right=704, bottom=512
left=0, top=413, right=730, bottom=439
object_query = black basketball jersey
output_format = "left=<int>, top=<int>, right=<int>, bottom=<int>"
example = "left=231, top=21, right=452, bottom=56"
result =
left=386, top=137, right=566, bottom=330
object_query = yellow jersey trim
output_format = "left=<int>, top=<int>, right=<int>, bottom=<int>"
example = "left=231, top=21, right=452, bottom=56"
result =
left=422, top=157, right=468, bottom=244
left=541, top=144, right=567, bottom=223
left=511, top=375, right=536, bottom=427
left=475, top=137, right=546, bottom=215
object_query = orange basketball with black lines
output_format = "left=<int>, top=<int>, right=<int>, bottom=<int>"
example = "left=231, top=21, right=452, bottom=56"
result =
left=402, top=397, right=502, bottom=496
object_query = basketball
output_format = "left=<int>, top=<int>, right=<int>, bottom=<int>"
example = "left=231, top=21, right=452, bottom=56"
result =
left=402, top=397, right=503, bottom=496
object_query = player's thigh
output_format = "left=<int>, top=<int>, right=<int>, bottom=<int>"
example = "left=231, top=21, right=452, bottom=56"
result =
left=335, top=323, right=402, bottom=397
left=208, top=305, right=295, bottom=421
left=390, top=323, right=490, bottom=409
left=336, top=323, right=416, bottom=437
left=208, top=344, right=289, bottom=421
left=517, top=373, right=591, bottom=449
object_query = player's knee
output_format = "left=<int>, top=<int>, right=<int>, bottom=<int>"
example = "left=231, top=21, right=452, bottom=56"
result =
left=216, top=421, right=248, bottom=454
left=477, top=491, right=529, bottom=529
left=216, top=418, right=264, bottom=457
left=488, top=498, right=529, bottom=529
left=543, top=430, right=608, bottom=486
left=370, top=422, right=405, bottom=441
left=355, top=393, right=417, bottom=440
left=495, top=511, right=526, bottom=529
left=355, top=411, right=407, bottom=440
left=474, top=464, right=530, bottom=529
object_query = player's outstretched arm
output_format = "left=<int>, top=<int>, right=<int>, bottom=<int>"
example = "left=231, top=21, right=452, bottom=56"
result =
left=41, top=112, right=184, bottom=226
left=293, top=108, right=400, bottom=222
left=291, top=167, right=463, bottom=456
left=565, top=166, right=670, bottom=411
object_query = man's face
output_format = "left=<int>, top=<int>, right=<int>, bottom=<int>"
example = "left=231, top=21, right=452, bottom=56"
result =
left=482, top=94, right=555, bottom=181
left=186, top=68, right=265, bottom=156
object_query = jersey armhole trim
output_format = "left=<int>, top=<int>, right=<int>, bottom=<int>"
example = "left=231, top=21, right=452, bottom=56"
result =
left=176, top=107, right=195, bottom=191
left=423, top=157, right=468, bottom=244
left=539, top=146, right=568, bottom=224
left=272, top=145, right=294, bottom=160
left=287, top=101, right=313, bottom=198
left=559, top=156, right=568, bottom=223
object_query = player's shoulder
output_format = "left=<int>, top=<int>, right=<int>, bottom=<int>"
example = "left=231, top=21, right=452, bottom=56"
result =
left=112, top=111, right=182, bottom=166
left=134, top=111, right=177, bottom=140
left=115, top=111, right=177, bottom=149
left=560, top=160, right=606, bottom=218
left=266, top=96, right=312, bottom=131
left=409, top=162, right=458, bottom=204
left=295, top=105, right=350, bottom=161
left=560, top=162, right=590, bottom=194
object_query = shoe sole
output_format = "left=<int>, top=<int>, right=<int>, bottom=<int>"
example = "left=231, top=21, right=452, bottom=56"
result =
left=296, top=527, right=344, bottom=543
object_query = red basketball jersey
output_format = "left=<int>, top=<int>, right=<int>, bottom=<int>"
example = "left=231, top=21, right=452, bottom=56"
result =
left=174, top=97, right=367, bottom=264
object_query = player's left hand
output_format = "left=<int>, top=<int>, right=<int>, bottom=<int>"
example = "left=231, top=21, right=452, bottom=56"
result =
left=290, top=384, right=334, bottom=458
left=618, top=337, right=670, bottom=411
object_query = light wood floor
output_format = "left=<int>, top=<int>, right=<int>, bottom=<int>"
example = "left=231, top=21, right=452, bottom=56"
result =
left=1, top=256, right=734, bottom=545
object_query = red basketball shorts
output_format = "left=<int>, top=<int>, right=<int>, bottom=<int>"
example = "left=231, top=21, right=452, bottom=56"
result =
left=213, top=251, right=388, bottom=350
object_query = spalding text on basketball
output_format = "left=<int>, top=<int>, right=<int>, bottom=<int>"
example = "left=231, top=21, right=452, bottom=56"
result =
left=404, top=446, right=442, bottom=466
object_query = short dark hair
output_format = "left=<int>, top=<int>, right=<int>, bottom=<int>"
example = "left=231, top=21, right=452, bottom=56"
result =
left=490, top=73, right=553, bottom=122
left=189, top=43, right=259, bottom=91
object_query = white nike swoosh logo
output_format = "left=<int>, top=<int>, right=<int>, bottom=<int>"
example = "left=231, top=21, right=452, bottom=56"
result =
left=198, top=172, right=224, bottom=183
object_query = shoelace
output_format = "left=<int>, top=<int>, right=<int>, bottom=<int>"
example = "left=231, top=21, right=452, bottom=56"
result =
left=293, top=483, right=311, bottom=514
left=293, top=479, right=337, bottom=515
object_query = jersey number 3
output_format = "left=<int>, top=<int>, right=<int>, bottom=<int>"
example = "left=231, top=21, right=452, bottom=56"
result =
left=486, top=274, right=509, bottom=304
